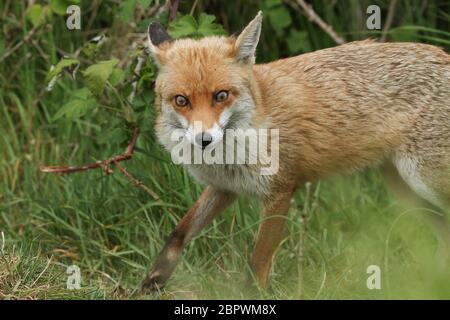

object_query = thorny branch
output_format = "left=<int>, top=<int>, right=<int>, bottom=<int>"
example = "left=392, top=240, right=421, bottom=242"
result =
left=293, top=0, right=346, bottom=45
left=113, top=160, right=160, bottom=201
left=40, top=2, right=172, bottom=199
left=0, top=24, right=41, bottom=63
left=40, top=128, right=140, bottom=174
left=39, top=128, right=162, bottom=200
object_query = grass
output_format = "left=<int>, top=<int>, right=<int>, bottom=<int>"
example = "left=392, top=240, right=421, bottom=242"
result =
left=1, top=0, right=450, bottom=299
left=2, top=154, right=450, bottom=299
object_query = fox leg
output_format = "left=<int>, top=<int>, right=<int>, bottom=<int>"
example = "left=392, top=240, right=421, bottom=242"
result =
left=141, top=186, right=236, bottom=292
left=251, top=188, right=295, bottom=288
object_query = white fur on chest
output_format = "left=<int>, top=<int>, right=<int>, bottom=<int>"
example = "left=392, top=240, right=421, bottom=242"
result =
left=186, top=164, right=271, bottom=197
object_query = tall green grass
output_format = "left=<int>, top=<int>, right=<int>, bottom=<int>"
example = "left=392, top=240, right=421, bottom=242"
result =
left=1, top=0, right=449, bottom=299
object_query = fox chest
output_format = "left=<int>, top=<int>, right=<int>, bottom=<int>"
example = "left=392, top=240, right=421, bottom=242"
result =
left=186, top=164, right=271, bottom=197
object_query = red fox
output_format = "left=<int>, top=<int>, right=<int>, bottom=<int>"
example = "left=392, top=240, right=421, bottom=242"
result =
left=141, top=11, right=450, bottom=291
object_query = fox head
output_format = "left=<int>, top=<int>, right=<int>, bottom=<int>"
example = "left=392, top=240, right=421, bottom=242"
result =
left=148, top=12, right=262, bottom=152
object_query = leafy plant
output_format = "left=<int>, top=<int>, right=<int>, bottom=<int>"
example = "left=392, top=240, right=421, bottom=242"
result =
left=50, top=0, right=80, bottom=15
left=43, top=9, right=230, bottom=149
left=46, top=58, right=80, bottom=82
left=52, top=88, right=96, bottom=120
left=169, top=13, right=226, bottom=38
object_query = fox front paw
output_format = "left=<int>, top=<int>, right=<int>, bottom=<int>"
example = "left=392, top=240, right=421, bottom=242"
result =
left=141, top=272, right=168, bottom=293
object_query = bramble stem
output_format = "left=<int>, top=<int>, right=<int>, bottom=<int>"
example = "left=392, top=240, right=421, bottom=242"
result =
left=40, top=128, right=140, bottom=174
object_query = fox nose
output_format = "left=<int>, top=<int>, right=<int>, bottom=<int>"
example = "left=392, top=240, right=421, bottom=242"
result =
left=195, top=132, right=212, bottom=149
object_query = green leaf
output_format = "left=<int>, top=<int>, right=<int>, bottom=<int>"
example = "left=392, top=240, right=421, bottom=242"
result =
left=72, top=88, right=91, bottom=100
left=138, top=0, right=152, bottom=8
left=53, top=88, right=95, bottom=120
left=109, top=69, right=125, bottom=87
left=51, top=0, right=80, bottom=15
left=96, top=127, right=128, bottom=145
left=169, top=13, right=225, bottom=39
left=267, top=6, right=292, bottom=32
left=83, top=59, right=119, bottom=95
left=53, top=97, right=96, bottom=120
left=119, top=0, right=136, bottom=22
left=121, top=101, right=137, bottom=124
left=137, top=105, right=155, bottom=132
left=169, top=15, right=198, bottom=38
left=82, top=43, right=99, bottom=58
left=26, top=4, right=45, bottom=26
left=287, top=30, right=311, bottom=53
left=46, top=58, right=80, bottom=82
left=197, top=13, right=226, bottom=36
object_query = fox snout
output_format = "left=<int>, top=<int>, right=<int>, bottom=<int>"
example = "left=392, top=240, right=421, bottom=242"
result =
left=186, top=121, right=224, bottom=149
left=195, top=132, right=212, bottom=149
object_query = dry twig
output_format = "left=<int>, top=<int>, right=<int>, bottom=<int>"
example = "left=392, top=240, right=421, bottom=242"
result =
left=113, top=160, right=160, bottom=201
left=380, top=0, right=398, bottom=42
left=294, top=0, right=346, bottom=45
left=0, top=24, right=41, bottom=63
left=40, top=128, right=161, bottom=199
left=128, top=52, right=147, bottom=102
left=168, top=0, right=180, bottom=22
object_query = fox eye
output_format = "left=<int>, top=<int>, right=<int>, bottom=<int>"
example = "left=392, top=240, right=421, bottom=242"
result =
left=174, top=95, right=189, bottom=107
left=214, top=90, right=229, bottom=102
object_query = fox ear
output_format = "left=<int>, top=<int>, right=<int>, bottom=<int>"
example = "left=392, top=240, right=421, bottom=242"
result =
left=234, top=11, right=262, bottom=64
left=147, top=22, right=172, bottom=65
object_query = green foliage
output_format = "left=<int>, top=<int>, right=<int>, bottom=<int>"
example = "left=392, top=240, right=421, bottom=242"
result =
left=26, top=4, right=47, bottom=27
left=139, top=0, right=152, bottom=8
left=267, top=6, right=292, bottom=33
left=46, top=58, right=80, bottom=82
left=389, top=26, right=450, bottom=45
left=82, top=39, right=105, bottom=59
left=53, top=88, right=97, bottom=120
left=83, top=58, right=119, bottom=96
left=169, top=13, right=226, bottom=38
left=263, top=0, right=292, bottom=34
left=109, top=68, right=126, bottom=87
left=119, top=0, right=154, bottom=23
left=119, top=0, right=138, bottom=23
left=42, top=10, right=228, bottom=142
left=50, top=0, right=80, bottom=15
left=389, top=26, right=419, bottom=42
left=287, top=30, right=311, bottom=54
